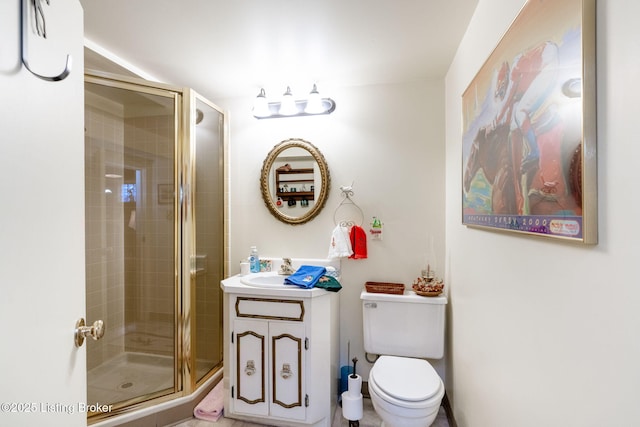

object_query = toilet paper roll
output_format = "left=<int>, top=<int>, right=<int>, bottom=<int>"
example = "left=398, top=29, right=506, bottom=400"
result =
left=341, top=391, right=363, bottom=421
left=347, top=374, right=362, bottom=397
left=340, top=365, right=354, bottom=394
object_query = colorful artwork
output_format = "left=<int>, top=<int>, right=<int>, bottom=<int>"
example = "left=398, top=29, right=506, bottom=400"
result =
left=462, top=0, right=597, bottom=243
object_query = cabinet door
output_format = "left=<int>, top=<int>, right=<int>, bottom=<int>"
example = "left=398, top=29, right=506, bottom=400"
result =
left=270, top=321, right=306, bottom=420
left=234, top=319, right=268, bottom=416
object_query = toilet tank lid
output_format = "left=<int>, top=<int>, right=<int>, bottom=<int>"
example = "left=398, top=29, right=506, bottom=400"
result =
left=360, top=289, right=447, bottom=304
left=371, top=356, right=442, bottom=401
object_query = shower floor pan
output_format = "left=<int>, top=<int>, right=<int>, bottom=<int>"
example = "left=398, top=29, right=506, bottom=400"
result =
left=87, top=352, right=174, bottom=406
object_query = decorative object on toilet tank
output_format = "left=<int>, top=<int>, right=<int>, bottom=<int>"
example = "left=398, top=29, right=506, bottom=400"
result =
left=422, top=235, right=437, bottom=279
left=412, top=276, right=444, bottom=297
left=461, top=0, right=597, bottom=244
left=252, top=84, right=335, bottom=119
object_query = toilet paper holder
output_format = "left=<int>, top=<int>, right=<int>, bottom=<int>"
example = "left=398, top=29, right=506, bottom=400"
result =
left=342, top=357, right=363, bottom=427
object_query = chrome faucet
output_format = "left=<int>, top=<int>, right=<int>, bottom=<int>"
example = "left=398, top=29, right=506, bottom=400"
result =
left=278, top=258, right=295, bottom=275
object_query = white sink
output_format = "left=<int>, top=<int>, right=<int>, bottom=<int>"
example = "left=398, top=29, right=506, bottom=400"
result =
left=240, top=271, right=288, bottom=288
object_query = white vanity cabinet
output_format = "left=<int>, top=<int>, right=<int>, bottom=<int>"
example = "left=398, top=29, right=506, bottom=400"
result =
left=234, top=317, right=306, bottom=420
left=221, top=275, right=339, bottom=427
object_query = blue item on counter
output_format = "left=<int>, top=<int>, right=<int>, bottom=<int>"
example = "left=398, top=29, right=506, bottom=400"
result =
left=284, top=265, right=327, bottom=288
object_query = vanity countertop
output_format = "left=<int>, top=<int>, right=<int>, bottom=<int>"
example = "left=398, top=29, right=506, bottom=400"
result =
left=221, top=257, right=340, bottom=297
left=221, top=273, right=335, bottom=298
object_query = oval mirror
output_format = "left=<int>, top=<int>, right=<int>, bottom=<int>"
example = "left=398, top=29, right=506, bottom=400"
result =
left=260, top=138, right=330, bottom=225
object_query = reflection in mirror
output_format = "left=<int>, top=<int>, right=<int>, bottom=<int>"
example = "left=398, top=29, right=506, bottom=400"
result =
left=260, top=138, right=330, bottom=225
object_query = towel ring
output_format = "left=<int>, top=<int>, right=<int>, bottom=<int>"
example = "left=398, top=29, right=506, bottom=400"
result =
left=333, top=187, right=364, bottom=227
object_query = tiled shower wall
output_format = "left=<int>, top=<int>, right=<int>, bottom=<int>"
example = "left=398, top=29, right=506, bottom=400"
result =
left=85, top=101, right=126, bottom=370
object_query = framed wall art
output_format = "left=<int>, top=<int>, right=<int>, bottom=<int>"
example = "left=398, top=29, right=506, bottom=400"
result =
left=461, top=0, right=597, bottom=244
left=157, top=184, right=173, bottom=204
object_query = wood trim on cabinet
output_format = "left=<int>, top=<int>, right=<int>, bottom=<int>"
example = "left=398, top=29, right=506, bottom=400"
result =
left=235, top=297, right=305, bottom=321
left=272, top=333, right=303, bottom=409
left=236, top=330, right=266, bottom=405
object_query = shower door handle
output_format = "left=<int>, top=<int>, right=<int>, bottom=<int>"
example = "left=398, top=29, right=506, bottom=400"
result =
left=74, top=318, right=105, bottom=347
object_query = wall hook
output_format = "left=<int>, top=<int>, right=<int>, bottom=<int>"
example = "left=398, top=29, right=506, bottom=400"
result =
left=21, top=0, right=72, bottom=81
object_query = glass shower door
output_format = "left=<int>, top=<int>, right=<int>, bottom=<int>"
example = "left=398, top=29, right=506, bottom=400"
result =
left=192, top=96, right=225, bottom=383
left=84, top=80, right=178, bottom=411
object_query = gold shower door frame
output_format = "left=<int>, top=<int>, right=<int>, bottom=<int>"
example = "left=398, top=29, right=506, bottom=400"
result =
left=84, top=72, right=226, bottom=423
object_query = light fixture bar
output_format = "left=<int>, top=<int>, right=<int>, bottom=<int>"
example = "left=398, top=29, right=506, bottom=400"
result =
left=252, top=86, right=336, bottom=119
left=255, top=99, right=335, bottom=119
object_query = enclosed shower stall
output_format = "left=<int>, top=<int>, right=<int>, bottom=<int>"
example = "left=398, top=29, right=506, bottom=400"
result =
left=84, top=71, right=226, bottom=422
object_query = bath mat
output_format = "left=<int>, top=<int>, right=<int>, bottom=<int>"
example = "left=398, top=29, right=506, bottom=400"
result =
left=194, top=381, right=224, bottom=422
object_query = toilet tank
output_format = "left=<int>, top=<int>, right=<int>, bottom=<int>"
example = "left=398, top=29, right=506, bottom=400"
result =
left=361, top=289, right=447, bottom=359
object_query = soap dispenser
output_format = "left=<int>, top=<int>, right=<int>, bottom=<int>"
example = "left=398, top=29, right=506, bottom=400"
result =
left=249, top=246, right=260, bottom=273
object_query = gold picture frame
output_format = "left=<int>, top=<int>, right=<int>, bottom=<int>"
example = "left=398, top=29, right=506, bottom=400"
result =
left=461, top=0, right=597, bottom=244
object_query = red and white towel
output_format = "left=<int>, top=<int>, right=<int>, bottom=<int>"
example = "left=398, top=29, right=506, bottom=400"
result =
left=328, top=224, right=367, bottom=260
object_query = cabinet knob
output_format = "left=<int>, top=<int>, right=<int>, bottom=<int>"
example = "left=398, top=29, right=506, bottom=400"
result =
left=244, top=360, right=256, bottom=376
left=280, top=363, right=292, bottom=379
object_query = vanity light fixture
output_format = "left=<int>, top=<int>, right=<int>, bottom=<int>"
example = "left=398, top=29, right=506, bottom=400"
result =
left=252, top=85, right=336, bottom=119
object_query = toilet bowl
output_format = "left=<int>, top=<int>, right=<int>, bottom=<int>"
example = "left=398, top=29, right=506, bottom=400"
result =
left=368, top=355, right=444, bottom=427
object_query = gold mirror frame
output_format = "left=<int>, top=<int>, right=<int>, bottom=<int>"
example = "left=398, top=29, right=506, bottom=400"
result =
left=260, top=138, right=330, bottom=225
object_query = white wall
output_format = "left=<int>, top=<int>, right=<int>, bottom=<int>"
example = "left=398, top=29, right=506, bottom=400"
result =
left=0, top=1, right=86, bottom=426
left=445, top=1, right=640, bottom=426
left=220, top=79, right=446, bottom=380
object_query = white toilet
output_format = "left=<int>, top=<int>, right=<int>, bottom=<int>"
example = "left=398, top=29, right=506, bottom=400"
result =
left=361, top=289, right=447, bottom=427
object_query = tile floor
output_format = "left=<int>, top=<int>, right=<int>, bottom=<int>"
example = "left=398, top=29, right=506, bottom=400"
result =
left=170, top=397, right=450, bottom=427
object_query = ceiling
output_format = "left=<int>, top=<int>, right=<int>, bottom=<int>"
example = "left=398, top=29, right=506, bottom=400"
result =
left=80, top=0, right=478, bottom=102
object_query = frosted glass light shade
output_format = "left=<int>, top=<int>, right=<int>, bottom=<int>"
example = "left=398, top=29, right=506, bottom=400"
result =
left=279, top=86, right=298, bottom=115
left=304, top=84, right=324, bottom=114
left=252, top=88, right=271, bottom=118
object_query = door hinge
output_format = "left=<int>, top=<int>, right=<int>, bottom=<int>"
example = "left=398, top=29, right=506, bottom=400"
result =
left=231, top=385, right=234, bottom=398
left=305, top=394, right=309, bottom=407
left=305, top=337, right=309, bottom=350
left=231, top=331, right=234, bottom=343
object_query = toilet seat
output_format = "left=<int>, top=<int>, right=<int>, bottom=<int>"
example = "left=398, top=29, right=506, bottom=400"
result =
left=369, top=356, right=443, bottom=408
